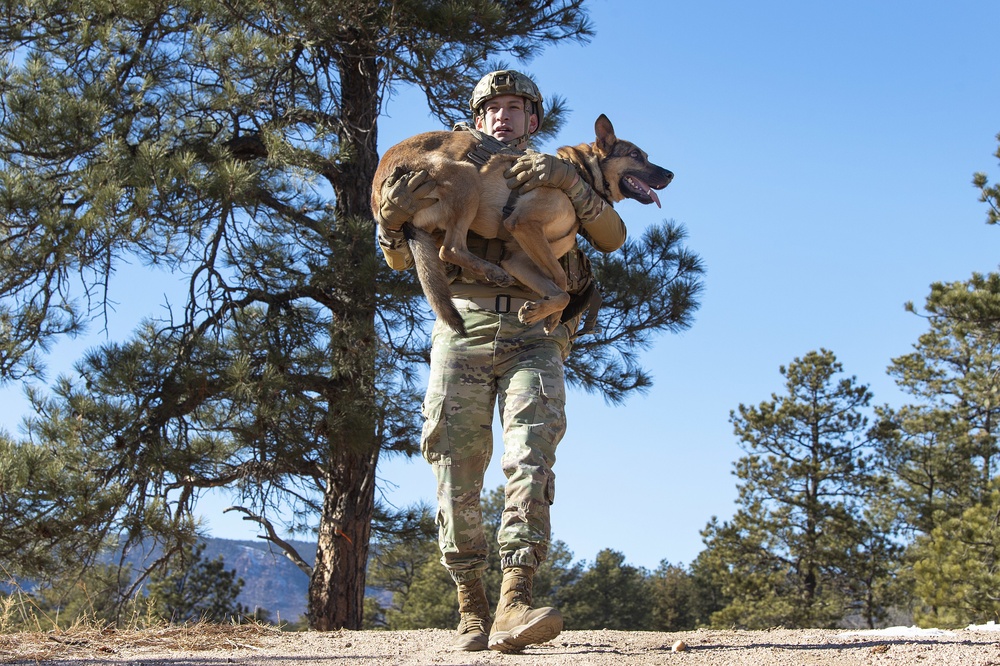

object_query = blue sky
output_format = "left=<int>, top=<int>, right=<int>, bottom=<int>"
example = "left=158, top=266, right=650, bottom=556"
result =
left=2, top=0, right=1000, bottom=573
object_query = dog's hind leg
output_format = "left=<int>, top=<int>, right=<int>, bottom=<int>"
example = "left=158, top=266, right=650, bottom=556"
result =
left=500, top=250, right=570, bottom=334
left=502, top=208, right=569, bottom=290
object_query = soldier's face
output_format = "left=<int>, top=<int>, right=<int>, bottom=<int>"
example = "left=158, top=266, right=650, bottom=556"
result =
left=476, top=94, right=538, bottom=143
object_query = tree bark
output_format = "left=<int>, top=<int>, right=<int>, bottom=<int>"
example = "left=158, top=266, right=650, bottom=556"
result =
left=306, top=42, right=382, bottom=631
left=308, top=443, right=380, bottom=629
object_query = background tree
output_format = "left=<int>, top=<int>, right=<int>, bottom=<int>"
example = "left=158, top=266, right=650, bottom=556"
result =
left=146, top=541, right=251, bottom=624
left=0, top=0, right=702, bottom=630
left=973, top=133, right=1000, bottom=226
left=25, top=563, right=133, bottom=630
left=0, top=428, right=121, bottom=581
left=560, top=549, right=651, bottom=630
left=683, top=550, right=729, bottom=628
left=877, top=275, right=1000, bottom=626
left=700, top=350, right=887, bottom=629
left=909, top=483, right=1000, bottom=628
left=881, top=277, right=1000, bottom=532
left=647, top=560, right=706, bottom=631
left=363, top=506, right=449, bottom=629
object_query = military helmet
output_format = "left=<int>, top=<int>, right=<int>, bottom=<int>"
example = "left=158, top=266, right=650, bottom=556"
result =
left=469, top=70, right=544, bottom=128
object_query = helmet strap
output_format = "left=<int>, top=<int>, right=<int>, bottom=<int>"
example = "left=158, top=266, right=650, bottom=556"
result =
left=506, top=104, right=536, bottom=148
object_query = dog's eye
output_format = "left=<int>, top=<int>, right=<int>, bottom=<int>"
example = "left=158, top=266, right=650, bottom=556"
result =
left=630, top=150, right=642, bottom=160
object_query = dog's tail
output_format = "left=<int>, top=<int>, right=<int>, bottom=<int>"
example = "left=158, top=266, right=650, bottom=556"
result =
left=405, top=223, right=467, bottom=337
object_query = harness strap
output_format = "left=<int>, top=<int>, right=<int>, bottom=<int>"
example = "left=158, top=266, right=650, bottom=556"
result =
left=578, top=285, right=603, bottom=337
left=454, top=122, right=524, bottom=224
left=466, top=232, right=507, bottom=264
left=501, top=189, right=521, bottom=221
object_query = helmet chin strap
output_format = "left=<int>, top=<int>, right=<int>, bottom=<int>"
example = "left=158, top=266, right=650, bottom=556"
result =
left=513, top=108, right=534, bottom=147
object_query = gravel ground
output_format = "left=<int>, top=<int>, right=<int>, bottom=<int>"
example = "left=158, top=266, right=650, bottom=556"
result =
left=16, top=626, right=1000, bottom=665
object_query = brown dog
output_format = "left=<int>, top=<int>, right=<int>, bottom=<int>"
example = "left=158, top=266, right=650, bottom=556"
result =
left=371, top=114, right=673, bottom=335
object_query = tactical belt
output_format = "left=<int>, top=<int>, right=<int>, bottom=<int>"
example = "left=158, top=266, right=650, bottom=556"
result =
left=452, top=295, right=531, bottom=314
left=453, top=292, right=602, bottom=338
left=465, top=232, right=506, bottom=264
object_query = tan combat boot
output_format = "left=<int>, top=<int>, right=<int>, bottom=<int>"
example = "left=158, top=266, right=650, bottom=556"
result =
left=488, top=566, right=563, bottom=652
left=453, top=577, right=492, bottom=651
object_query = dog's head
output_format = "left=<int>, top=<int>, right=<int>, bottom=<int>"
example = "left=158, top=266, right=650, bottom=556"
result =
left=592, top=114, right=673, bottom=207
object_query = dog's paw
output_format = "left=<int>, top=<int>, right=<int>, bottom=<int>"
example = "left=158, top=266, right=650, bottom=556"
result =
left=518, top=301, right=540, bottom=325
left=518, top=300, right=551, bottom=326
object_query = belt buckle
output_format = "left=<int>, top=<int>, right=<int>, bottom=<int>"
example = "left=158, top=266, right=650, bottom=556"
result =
left=494, top=295, right=512, bottom=314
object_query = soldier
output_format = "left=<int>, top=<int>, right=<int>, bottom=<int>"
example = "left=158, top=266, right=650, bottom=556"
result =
left=375, top=70, right=626, bottom=652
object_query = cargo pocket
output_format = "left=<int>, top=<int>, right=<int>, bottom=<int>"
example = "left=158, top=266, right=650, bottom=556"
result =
left=533, top=372, right=567, bottom=450
left=420, top=392, right=453, bottom=465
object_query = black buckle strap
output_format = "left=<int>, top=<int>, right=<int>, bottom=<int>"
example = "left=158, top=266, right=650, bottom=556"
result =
left=494, top=294, right=512, bottom=313
left=501, top=188, right=520, bottom=221
left=467, top=144, right=493, bottom=165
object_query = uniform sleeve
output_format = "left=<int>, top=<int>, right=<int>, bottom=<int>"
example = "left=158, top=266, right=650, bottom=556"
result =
left=377, top=227, right=415, bottom=270
left=579, top=205, right=627, bottom=253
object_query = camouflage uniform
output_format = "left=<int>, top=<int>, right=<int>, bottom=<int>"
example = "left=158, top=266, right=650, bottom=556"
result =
left=421, top=289, right=573, bottom=581
left=376, top=69, right=626, bottom=590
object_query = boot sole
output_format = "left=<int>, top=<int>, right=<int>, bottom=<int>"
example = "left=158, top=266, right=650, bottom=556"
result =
left=451, top=634, right=489, bottom=652
left=488, top=613, right=563, bottom=653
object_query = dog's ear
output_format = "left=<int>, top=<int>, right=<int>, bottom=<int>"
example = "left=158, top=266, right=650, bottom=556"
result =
left=594, top=114, right=617, bottom=155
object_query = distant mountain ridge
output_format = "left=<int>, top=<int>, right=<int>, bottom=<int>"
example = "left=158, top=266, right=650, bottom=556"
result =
left=117, top=537, right=316, bottom=623
left=200, top=538, right=315, bottom=623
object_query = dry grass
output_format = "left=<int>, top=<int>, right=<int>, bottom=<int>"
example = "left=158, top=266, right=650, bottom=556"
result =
left=0, top=621, right=281, bottom=662
left=0, top=574, right=285, bottom=662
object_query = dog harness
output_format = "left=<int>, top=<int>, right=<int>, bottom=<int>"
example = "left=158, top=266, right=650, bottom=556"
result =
left=453, top=122, right=525, bottom=222
left=451, top=123, right=603, bottom=337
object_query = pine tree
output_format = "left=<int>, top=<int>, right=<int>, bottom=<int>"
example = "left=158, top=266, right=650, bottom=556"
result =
left=701, top=350, right=892, bottom=628
left=363, top=506, right=447, bottom=629
left=0, top=0, right=702, bottom=629
left=879, top=275, right=1000, bottom=626
left=28, top=563, right=134, bottom=629
left=146, top=541, right=250, bottom=624
left=0, top=430, right=120, bottom=579
left=560, top=549, right=651, bottom=630
left=880, top=275, right=1000, bottom=533
left=647, top=561, right=706, bottom=631
left=910, top=483, right=1000, bottom=627
left=973, top=133, right=1000, bottom=226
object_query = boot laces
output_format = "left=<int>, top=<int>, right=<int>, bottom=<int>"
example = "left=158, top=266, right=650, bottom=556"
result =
left=458, top=612, right=489, bottom=635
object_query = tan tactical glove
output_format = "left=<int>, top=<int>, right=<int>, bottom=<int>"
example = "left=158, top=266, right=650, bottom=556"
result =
left=377, top=167, right=438, bottom=232
left=504, top=153, right=579, bottom=193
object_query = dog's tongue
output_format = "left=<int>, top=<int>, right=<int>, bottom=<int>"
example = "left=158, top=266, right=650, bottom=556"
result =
left=632, top=176, right=661, bottom=208
left=649, top=187, right=661, bottom=208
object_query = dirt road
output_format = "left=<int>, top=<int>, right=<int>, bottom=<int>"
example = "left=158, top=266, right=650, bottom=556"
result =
left=10, top=625, right=1000, bottom=665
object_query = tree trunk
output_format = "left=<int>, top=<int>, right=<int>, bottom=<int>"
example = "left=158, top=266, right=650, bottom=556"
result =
left=308, top=443, right=380, bottom=629
left=306, top=42, right=382, bottom=631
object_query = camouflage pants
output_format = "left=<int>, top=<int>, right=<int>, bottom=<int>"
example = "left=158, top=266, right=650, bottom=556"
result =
left=420, top=300, right=571, bottom=584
